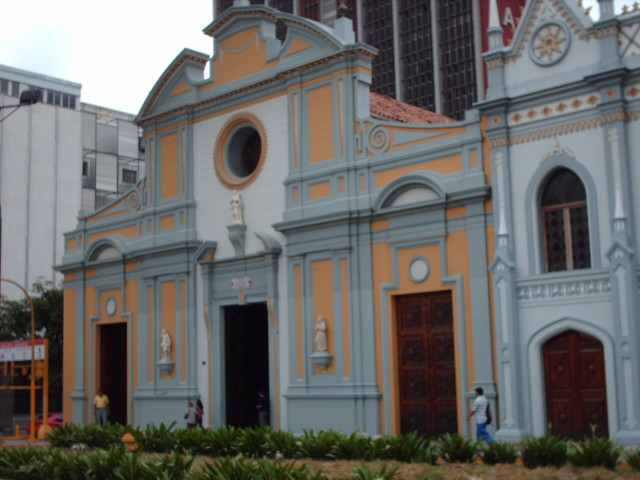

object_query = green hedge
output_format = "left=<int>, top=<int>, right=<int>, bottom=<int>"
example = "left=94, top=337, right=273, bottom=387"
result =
left=38, top=425, right=638, bottom=474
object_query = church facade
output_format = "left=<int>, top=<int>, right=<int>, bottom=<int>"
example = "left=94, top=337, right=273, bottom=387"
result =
left=59, top=0, right=640, bottom=444
left=478, top=0, right=640, bottom=443
left=58, top=3, right=494, bottom=437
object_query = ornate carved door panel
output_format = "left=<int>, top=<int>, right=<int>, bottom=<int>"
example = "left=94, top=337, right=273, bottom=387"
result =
left=396, top=292, right=457, bottom=436
left=544, top=330, right=608, bottom=439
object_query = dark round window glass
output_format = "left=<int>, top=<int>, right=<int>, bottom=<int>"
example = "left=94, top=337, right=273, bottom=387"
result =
left=227, top=126, right=262, bottom=179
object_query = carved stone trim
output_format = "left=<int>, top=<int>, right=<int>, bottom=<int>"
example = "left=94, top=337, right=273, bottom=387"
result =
left=516, top=277, right=611, bottom=301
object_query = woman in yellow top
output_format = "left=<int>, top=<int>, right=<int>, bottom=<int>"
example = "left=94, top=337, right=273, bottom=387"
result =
left=94, top=390, right=109, bottom=425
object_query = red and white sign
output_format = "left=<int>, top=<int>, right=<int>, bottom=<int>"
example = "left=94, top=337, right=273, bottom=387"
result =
left=0, top=339, right=45, bottom=362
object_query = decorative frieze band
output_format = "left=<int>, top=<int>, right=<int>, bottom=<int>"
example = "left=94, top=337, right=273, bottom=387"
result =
left=488, top=111, right=636, bottom=147
left=516, top=277, right=611, bottom=301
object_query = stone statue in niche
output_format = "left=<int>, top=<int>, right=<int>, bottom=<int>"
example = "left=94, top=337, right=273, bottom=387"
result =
left=314, top=316, right=329, bottom=353
left=160, top=329, right=172, bottom=362
left=230, top=190, right=244, bottom=225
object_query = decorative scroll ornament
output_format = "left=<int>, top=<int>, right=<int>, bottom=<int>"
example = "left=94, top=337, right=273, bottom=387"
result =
left=368, top=125, right=391, bottom=153
left=126, top=187, right=142, bottom=212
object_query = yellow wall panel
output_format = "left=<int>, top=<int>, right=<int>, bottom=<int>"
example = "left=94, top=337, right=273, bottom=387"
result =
left=62, top=289, right=76, bottom=424
left=84, top=286, right=97, bottom=423
left=286, top=38, right=313, bottom=56
left=202, top=29, right=281, bottom=90
left=341, top=259, right=351, bottom=378
left=308, top=85, right=334, bottom=164
left=88, top=225, right=138, bottom=245
left=309, top=182, right=331, bottom=200
left=126, top=280, right=138, bottom=391
left=312, top=259, right=335, bottom=374
left=374, top=155, right=463, bottom=189
left=66, top=237, right=77, bottom=251
left=148, top=286, right=154, bottom=384
left=161, top=134, right=179, bottom=200
left=372, top=219, right=390, bottom=232
left=171, top=80, right=191, bottom=97
left=371, top=243, right=393, bottom=432
left=160, top=215, right=176, bottom=230
left=295, top=266, right=304, bottom=379
left=446, top=206, right=467, bottom=220
left=181, top=282, right=187, bottom=382
left=161, top=282, right=177, bottom=379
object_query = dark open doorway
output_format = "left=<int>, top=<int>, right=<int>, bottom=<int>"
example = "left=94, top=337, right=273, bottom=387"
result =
left=224, top=303, right=269, bottom=427
left=99, top=322, right=127, bottom=425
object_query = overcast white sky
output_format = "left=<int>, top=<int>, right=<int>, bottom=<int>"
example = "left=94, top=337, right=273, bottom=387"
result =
left=0, top=0, right=629, bottom=115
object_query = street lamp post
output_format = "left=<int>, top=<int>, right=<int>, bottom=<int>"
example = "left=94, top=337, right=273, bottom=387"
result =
left=0, top=278, right=37, bottom=442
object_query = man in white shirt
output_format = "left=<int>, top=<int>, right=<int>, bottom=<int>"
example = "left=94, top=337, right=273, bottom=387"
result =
left=467, top=387, right=495, bottom=443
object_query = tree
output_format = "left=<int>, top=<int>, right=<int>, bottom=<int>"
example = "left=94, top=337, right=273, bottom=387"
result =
left=0, top=279, right=63, bottom=405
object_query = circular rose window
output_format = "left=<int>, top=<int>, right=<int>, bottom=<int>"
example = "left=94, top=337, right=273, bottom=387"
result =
left=214, top=113, right=267, bottom=189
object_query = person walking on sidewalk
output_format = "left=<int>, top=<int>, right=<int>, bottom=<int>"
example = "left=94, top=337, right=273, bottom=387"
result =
left=467, top=387, right=495, bottom=443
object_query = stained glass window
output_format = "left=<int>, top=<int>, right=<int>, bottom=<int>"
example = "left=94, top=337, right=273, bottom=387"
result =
left=541, top=168, right=591, bottom=272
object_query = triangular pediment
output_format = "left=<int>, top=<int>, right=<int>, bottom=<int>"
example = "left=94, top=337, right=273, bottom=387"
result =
left=138, top=5, right=375, bottom=123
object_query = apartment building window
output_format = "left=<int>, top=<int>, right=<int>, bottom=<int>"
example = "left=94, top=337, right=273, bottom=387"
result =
left=0, top=79, right=9, bottom=95
left=400, top=0, right=435, bottom=111
left=438, top=0, right=476, bottom=120
left=363, top=0, right=395, bottom=99
left=82, top=161, right=89, bottom=177
left=122, top=169, right=137, bottom=185
left=216, top=0, right=235, bottom=16
left=300, top=0, right=320, bottom=21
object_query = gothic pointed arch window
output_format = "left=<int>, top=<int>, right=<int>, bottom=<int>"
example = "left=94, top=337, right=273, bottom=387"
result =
left=541, top=168, right=591, bottom=272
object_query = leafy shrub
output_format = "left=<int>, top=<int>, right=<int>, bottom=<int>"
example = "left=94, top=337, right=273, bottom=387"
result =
left=520, top=434, right=568, bottom=469
left=264, top=429, right=299, bottom=458
left=437, top=433, right=478, bottom=463
left=139, top=422, right=178, bottom=453
left=329, top=431, right=374, bottom=460
left=145, top=450, right=194, bottom=480
left=236, top=426, right=270, bottom=457
left=297, top=429, right=341, bottom=459
left=200, top=425, right=243, bottom=457
left=624, top=447, right=640, bottom=470
left=372, top=432, right=438, bottom=464
left=191, top=455, right=329, bottom=480
left=352, top=464, right=398, bottom=480
left=568, top=435, right=622, bottom=470
left=480, top=441, right=518, bottom=465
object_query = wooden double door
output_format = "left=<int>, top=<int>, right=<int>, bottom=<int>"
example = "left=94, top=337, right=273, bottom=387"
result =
left=543, top=330, right=608, bottom=439
left=396, top=292, right=457, bottom=436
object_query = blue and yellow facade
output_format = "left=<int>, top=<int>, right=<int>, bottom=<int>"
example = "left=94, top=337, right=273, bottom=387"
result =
left=58, top=4, right=496, bottom=436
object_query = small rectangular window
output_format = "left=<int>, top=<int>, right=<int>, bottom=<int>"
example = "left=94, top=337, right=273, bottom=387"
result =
left=0, top=79, right=8, bottom=95
left=11, top=82, right=19, bottom=97
left=82, top=161, right=89, bottom=177
left=122, top=169, right=137, bottom=184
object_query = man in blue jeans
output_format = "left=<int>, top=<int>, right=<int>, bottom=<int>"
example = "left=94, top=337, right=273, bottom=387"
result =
left=467, top=387, right=495, bottom=443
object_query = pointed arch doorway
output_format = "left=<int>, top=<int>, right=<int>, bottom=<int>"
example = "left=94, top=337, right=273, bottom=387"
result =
left=543, top=330, right=608, bottom=439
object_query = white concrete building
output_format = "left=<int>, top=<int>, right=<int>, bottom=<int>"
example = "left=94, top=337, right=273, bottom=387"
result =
left=0, top=65, right=144, bottom=299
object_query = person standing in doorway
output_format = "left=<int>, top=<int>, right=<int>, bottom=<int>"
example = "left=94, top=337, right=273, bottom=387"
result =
left=195, top=399, right=204, bottom=428
left=467, top=387, right=495, bottom=443
left=94, top=390, right=110, bottom=425
left=184, top=401, right=197, bottom=429
left=256, top=390, right=269, bottom=427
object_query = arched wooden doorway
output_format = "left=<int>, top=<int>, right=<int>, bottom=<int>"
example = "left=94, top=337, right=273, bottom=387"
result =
left=543, top=330, right=608, bottom=439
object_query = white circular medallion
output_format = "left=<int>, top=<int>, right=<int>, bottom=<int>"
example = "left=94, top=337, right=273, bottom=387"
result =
left=105, top=297, right=117, bottom=316
left=409, top=257, right=430, bottom=283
